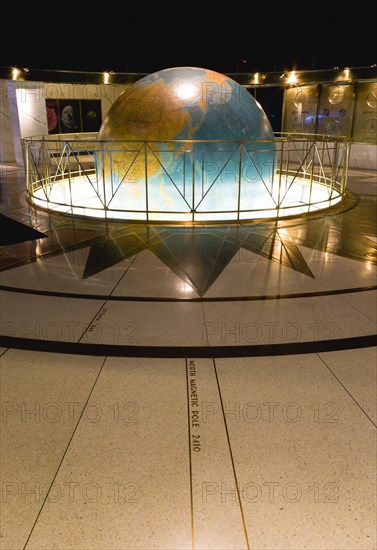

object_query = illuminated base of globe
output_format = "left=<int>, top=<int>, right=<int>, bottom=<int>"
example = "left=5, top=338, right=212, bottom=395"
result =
left=31, top=175, right=342, bottom=222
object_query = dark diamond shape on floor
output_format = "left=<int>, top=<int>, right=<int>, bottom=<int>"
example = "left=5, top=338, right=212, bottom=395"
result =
left=148, top=227, right=242, bottom=296
left=83, top=229, right=148, bottom=279
left=0, top=214, right=47, bottom=245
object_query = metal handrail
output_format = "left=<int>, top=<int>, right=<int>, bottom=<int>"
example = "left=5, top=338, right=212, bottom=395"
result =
left=23, top=132, right=351, bottom=143
left=22, top=133, right=350, bottom=223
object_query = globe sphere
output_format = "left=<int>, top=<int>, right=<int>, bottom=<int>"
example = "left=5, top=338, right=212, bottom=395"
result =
left=97, top=67, right=276, bottom=218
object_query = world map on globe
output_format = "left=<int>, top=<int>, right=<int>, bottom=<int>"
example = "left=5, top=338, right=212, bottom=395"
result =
left=96, top=67, right=276, bottom=218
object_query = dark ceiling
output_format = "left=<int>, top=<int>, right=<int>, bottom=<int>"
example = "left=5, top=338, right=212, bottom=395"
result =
left=2, top=0, right=376, bottom=74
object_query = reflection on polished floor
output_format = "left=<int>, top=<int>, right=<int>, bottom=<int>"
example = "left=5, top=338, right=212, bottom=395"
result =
left=0, top=163, right=376, bottom=549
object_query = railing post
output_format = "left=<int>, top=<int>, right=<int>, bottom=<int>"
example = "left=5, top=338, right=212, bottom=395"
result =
left=330, top=139, right=338, bottom=192
left=277, top=138, right=284, bottom=208
left=308, top=141, right=315, bottom=209
left=183, top=149, right=186, bottom=199
left=101, top=142, right=107, bottom=213
left=191, top=141, right=195, bottom=222
left=341, top=139, right=349, bottom=196
left=144, top=142, right=149, bottom=221
left=237, top=142, right=242, bottom=220
left=23, top=139, right=30, bottom=195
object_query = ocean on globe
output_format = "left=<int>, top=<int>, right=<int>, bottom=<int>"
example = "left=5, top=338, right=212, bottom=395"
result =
left=96, top=67, right=276, bottom=220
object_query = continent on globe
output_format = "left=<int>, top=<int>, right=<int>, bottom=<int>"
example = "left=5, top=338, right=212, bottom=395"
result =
left=96, top=67, right=276, bottom=219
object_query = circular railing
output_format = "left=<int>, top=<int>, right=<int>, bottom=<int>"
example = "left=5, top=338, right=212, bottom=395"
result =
left=22, top=132, right=350, bottom=223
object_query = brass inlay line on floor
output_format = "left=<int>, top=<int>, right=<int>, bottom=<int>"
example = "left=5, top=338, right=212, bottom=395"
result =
left=212, top=358, right=251, bottom=549
left=185, top=358, right=195, bottom=549
left=317, top=353, right=377, bottom=429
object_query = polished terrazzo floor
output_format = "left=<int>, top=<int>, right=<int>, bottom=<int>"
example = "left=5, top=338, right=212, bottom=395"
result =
left=0, top=163, right=376, bottom=549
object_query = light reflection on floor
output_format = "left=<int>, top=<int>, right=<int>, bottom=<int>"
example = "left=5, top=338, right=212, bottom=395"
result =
left=0, top=165, right=376, bottom=549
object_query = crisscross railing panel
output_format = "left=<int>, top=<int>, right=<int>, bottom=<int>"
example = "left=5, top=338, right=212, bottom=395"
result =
left=23, top=133, right=349, bottom=222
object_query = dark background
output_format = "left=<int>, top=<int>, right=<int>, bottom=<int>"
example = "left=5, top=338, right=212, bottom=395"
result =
left=1, top=0, right=376, bottom=74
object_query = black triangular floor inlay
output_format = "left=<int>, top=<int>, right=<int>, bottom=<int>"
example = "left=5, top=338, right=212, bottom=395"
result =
left=2, top=192, right=373, bottom=296
left=149, top=228, right=241, bottom=296
left=83, top=231, right=148, bottom=279
left=0, top=214, right=48, bottom=245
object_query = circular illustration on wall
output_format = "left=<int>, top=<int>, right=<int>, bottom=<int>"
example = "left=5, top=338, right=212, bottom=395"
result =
left=59, top=100, right=80, bottom=133
left=325, top=119, right=342, bottom=136
left=293, top=89, right=308, bottom=107
left=81, top=100, right=102, bottom=132
left=61, top=105, right=75, bottom=128
left=328, top=86, right=345, bottom=105
left=366, top=88, right=377, bottom=108
left=364, top=117, right=376, bottom=134
left=46, top=100, right=59, bottom=134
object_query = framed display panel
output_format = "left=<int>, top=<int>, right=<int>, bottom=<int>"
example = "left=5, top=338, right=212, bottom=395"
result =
left=59, top=99, right=81, bottom=133
left=282, top=85, right=318, bottom=134
left=46, top=100, right=59, bottom=134
left=46, top=99, right=102, bottom=134
left=352, top=82, right=377, bottom=144
left=81, top=100, right=102, bottom=132
left=317, top=84, right=354, bottom=138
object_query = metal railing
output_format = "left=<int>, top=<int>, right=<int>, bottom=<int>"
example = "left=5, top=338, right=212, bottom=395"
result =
left=22, top=132, right=350, bottom=222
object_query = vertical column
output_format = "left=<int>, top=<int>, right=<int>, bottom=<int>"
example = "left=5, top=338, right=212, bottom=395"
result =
left=16, top=82, right=48, bottom=138
left=0, top=80, right=23, bottom=165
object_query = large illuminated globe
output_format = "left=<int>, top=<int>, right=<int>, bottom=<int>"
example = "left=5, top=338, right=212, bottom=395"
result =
left=97, top=66, right=276, bottom=220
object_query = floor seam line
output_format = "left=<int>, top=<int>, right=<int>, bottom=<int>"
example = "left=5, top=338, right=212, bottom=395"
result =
left=200, top=301, right=210, bottom=347
left=212, top=358, right=251, bottom=549
left=76, top=300, right=109, bottom=343
left=335, top=291, right=377, bottom=325
left=316, top=352, right=377, bottom=428
left=22, top=355, right=108, bottom=549
left=108, top=254, right=139, bottom=297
